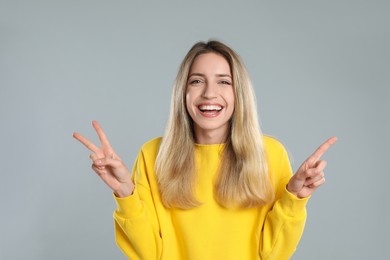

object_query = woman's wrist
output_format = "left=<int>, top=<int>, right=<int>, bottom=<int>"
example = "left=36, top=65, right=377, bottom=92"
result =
left=114, top=183, right=134, bottom=198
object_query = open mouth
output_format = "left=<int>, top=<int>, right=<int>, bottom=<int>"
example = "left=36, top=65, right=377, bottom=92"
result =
left=199, top=105, right=222, bottom=112
left=198, top=104, right=223, bottom=116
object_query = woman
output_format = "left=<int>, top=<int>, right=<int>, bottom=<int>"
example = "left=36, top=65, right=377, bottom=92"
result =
left=74, top=40, right=336, bottom=259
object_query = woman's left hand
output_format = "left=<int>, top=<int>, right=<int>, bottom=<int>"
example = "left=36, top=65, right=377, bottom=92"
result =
left=287, top=137, right=337, bottom=198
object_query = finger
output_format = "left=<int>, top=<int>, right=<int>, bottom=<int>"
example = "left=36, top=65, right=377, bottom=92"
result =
left=308, top=176, right=326, bottom=188
left=297, top=168, right=321, bottom=181
left=305, top=167, right=325, bottom=178
left=92, top=164, right=107, bottom=176
left=89, top=153, right=99, bottom=161
left=94, top=157, right=123, bottom=169
left=296, top=160, right=326, bottom=179
left=304, top=171, right=324, bottom=186
left=313, top=160, right=327, bottom=172
left=308, top=136, right=337, bottom=163
left=92, top=121, right=112, bottom=148
left=73, top=132, right=100, bottom=153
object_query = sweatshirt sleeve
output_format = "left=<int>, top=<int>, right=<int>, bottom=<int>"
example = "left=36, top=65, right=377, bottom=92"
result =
left=259, top=138, right=309, bottom=260
left=113, top=147, right=162, bottom=260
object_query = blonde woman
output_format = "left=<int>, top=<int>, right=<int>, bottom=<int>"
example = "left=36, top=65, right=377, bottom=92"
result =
left=74, top=40, right=336, bottom=260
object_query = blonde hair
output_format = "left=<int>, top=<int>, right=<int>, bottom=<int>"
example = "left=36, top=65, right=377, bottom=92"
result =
left=155, top=40, right=274, bottom=209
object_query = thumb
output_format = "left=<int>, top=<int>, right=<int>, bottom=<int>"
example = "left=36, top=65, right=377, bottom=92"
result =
left=294, top=164, right=309, bottom=181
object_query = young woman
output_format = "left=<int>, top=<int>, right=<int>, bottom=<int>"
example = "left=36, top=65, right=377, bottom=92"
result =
left=74, top=40, right=336, bottom=260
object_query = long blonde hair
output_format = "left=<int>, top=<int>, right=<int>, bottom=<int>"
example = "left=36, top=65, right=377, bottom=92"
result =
left=155, top=40, right=274, bottom=209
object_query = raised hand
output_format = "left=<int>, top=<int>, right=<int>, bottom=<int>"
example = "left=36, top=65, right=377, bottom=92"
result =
left=287, top=137, right=337, bottom=198
left=73, top=121, right=134, bottom=197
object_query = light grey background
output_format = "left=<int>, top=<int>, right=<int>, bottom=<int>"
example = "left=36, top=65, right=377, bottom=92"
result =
left=1, top=1, right=389, bottom=259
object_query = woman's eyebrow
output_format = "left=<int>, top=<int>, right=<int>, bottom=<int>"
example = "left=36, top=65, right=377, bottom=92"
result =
left=188, top=73, right=205, bottom=77
left=188, top=73, right=231, bottom=78
left=216, top=74, right=232, bottom=78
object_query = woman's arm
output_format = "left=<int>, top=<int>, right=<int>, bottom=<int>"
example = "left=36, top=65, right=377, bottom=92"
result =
left=259, top=137, right=336, bottom=259
left=113, top=147, right=163, bottom=260
left=74, top=121, right=162, bottom=259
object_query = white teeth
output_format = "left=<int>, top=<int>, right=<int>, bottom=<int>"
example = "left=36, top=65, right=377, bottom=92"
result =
left=199, top=105, right=222, bottom=111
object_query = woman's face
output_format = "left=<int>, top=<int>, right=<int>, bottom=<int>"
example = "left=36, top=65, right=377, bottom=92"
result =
left=186, top=52, right=235, bottom=144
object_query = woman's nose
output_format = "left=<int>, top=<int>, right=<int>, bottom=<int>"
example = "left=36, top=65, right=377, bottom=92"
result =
left=201, top=83, right=217, bottom=99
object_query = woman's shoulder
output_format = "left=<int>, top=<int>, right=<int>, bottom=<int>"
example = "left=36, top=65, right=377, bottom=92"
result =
left=140, top=137, right=163, bottom=152
left=262, top=135, right=289, bottom=156
left=263, top=135, right=293, bottom=180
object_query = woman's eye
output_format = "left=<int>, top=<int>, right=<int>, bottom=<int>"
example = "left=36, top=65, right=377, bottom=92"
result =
left=219, top=80, right=231, bottom=85
left=190, top=79, right=202, bottom=85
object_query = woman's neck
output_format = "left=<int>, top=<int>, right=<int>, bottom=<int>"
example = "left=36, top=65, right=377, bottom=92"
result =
left=194, top=127, right=228, bottom=145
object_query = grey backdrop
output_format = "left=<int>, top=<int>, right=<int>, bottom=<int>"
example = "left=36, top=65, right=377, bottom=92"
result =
left=1, top=1, right=389, bottom=259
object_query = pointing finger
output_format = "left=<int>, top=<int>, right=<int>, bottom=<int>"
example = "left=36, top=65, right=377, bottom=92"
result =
left=308, top=136, right=337, bottom=163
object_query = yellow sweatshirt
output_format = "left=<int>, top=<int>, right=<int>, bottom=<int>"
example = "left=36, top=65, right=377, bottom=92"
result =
left=114, top=136, right=308, bottom=260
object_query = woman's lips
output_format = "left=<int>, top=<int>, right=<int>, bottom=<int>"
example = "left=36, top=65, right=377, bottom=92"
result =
left=197, top=104, right=223, bottom=118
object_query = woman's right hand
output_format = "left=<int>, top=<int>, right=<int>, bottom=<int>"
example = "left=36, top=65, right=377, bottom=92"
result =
left=73, top=121, right=134, bottom=198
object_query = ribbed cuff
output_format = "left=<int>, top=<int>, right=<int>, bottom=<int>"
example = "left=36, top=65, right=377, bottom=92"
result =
left=113, top=188, right=143, bottom=218
left=278, top=187, right=309, bottom=217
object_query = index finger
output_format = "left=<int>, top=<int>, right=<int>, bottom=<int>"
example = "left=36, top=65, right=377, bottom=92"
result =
left=309, top=136, right=338, bottom=162
left=73, top=132, right=99, bottom=153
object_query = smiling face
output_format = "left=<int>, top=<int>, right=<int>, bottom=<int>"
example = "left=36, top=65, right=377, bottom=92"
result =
left=186, top=52, right=235, bottom=144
